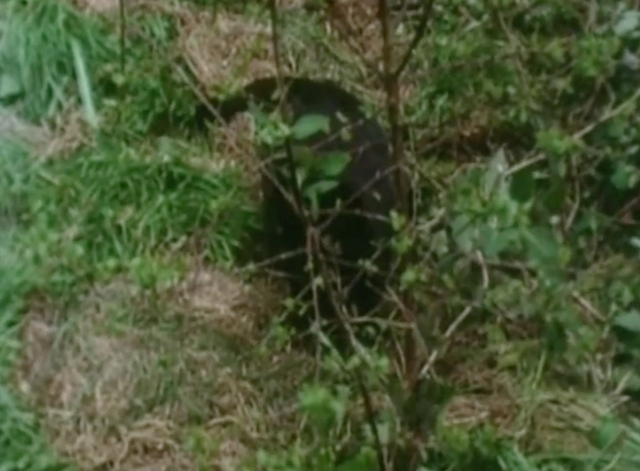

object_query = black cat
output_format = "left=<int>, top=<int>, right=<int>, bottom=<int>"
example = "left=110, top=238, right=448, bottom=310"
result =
left=195, top=76, right=404, bottom=343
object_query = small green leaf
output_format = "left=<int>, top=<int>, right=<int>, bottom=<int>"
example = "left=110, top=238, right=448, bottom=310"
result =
left=319, top=151, right=350, bottom=178
left=451, top=213, right=476, bottom=253
left=611, top=162, right=640, bottom=190
left=592, top=417, right=623, bottom=449
left=291, top=114, right=330, bottom=140
left=298, top=383, right=341, bottom=433
left=523, top=226, right=562, bottom=277
left=304, top=179, right=339, bottom=198
left=0, top=73, right=22, bottom=99
left=480, top=226, right=518, bottom=258
left=613, top=311, right=640, bottom=333
left=509, top=166, right=535, bottom=202
left=536, top=128, right=578, bottom=161
left=483, top=148, right=508, bottom=195
left=400, top=266, right=421, bottom=289
left=524, top=226, right=558, bottom=257
left=304, top=180, right=339, bottom=216
left=614, top=11, right=640, bottom=36
left=541, top=180, right=566, bottom=212
left=295, top=166, right=308, bottom=189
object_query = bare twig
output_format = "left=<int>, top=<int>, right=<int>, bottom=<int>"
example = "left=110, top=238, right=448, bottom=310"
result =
left=571, top=291, right=606, bottom=323
left=377, top=0, right=403, bottom=182
left=418, top=305, right=473, bottom=377
left=393, top=0, right=436, bottom=80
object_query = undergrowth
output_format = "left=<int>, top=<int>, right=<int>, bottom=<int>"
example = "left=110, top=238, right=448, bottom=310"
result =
left=1, top=1, right=640, bottom=471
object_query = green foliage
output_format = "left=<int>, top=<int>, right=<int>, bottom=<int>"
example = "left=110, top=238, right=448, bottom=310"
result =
left=250, top=109, right=352, bottom=217
left=2, top=0, right=640, bottom=470
left=97, top=10, right=198, bottom=139
left=290, top=114, right=331, bottom=140
left=14, top=138, right=257, bottom=296
left=0, top=140, right=72, bottom=470
left=247, top=361, right=386, bottom=471
left=0, top=0, right=115, bottom=121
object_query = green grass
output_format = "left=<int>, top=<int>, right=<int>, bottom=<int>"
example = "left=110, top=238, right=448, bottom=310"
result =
left=1, top=0, right=640, bottom=470
left=0, top=0, right=115, bottom=121
left=0, top=140, right=71, bottom=470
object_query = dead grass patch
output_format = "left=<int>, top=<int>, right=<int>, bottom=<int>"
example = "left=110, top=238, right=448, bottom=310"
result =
left=0, top=107, right=51, bottom=149
left=0, top=105, right=91, bottom=158
left=13, top=262, right=622, bottom=469
left=174, top=2, right=396, bottom=101
left=15, top=264, right=312, bottom=471
left=41, top=107, right=94, bottom=158
left=178, top=10, right=281, bottom=91
left=436, top=340, right=623, bottom=453
left=71, top=0, right=120, bottom=14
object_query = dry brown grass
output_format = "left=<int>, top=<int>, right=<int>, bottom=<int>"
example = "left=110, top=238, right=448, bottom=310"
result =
left=0, top=105, right=91, bottom=159
left=0, top=107, right=52, bottom=149
left=71, top=0, right=120, bottom=14
left=439, top=363, right=621, bottom=454
left=174, top=2, right=408, bottom=103
left=15, top=263, right=313, bottom=471
left=179, top=9, right=280, bottom=91
left=14, top=258, right=614, bottom=470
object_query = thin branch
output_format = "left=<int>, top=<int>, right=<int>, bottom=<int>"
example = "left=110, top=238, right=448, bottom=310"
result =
left=377, top=0, right=404, bottom=202
left=268, top=0, right=285, bottom=91
left=393, top=0, right=436, bottom=80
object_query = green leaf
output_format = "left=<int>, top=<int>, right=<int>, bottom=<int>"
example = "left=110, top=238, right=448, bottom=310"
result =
left=536, top=128, right=578, bottom=163
left=319, top=151, right=350, bottom=178
left=509, top=166, right=535, bottom=202
left=611, top=162, right=640, bottom=190
left=451, top=213, right=476, bottom=253
left=480, top=226, right=518, bottom=258
left=613, top=311, right=640, bottom=333
left=523, top=226, right=562, bottom=277
left=523, top=226, right=558, bottom=258
left=304, top=180, right=339, bottom=198
left=298, top=383, right=341, bottom=433
left=541, top=180, right=566, bottom=213
left=335, top=448, right=376, bottom=471
left=0, top=73, right=22, bottom=100
left=592, top=417, right=623, bottom=449
left=291, top=113, right=330, bottom=140
left=400, top=266, right=421, bottom=289
left=304, top=180, right=338, bottom=216
left=70, top=38, right=98, bottom=129
left=483, top=148, right=508, bottom=195
left=614, top=11, right=640, bottom=36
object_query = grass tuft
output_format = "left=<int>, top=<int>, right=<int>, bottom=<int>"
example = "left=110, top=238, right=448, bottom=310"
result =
left=0, top=0, right=114, bottom=122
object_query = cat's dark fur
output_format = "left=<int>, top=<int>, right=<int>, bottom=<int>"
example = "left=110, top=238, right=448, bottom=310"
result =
left=195, top=76, right=404, bottom=342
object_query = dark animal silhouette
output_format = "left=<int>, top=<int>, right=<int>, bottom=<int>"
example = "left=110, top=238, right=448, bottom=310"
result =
left=195, top=76, right=403, bottom=343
